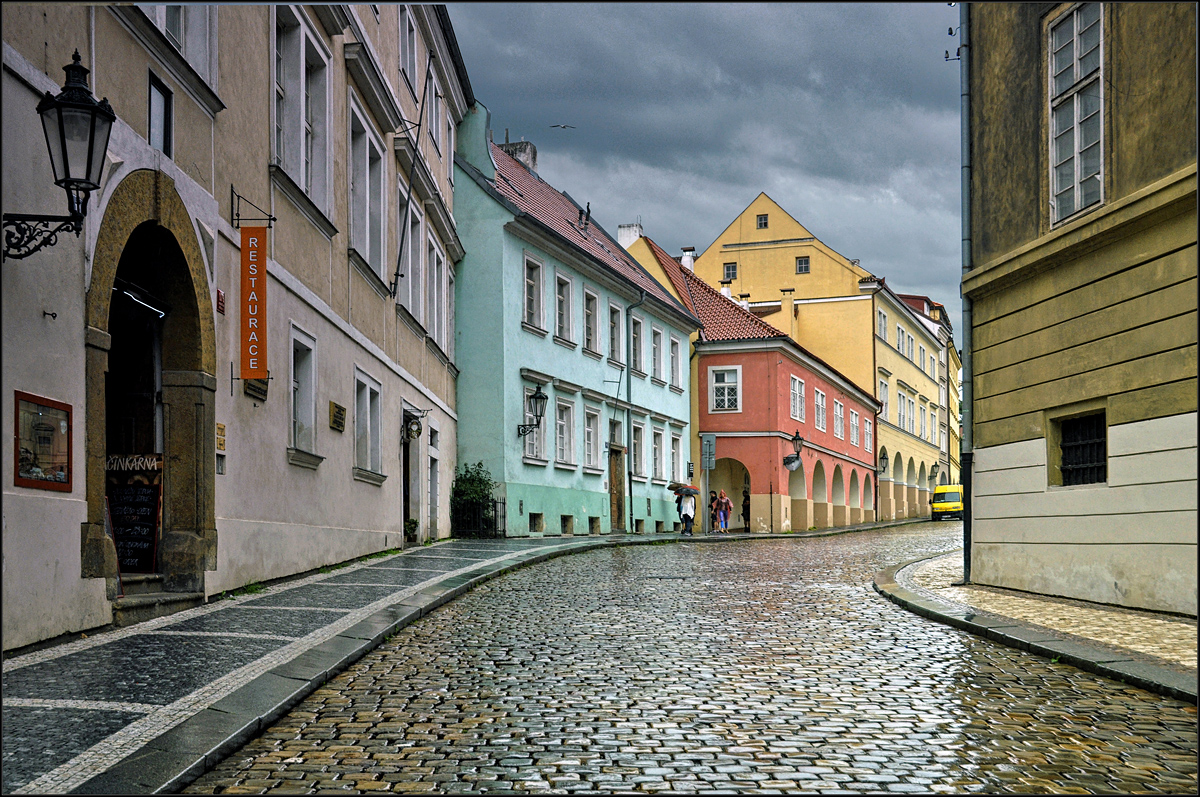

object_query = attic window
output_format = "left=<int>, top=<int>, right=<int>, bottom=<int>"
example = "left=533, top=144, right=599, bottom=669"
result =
left=757, top=214, right=768, bottom=229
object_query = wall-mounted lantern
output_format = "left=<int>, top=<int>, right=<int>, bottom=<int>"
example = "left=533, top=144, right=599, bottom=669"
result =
left=3, top=51, right=115, bottom=261
left=929, top=462, right=940, bottom=481
left=783, top=429, right=804, bottom=471
left=877, top=451, right=890, bottom=475
left=517, top=384, right=548, bottom=437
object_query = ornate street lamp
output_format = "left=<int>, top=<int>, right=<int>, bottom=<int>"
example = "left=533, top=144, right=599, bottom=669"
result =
left=877, top=451, right=890, bottom=475
left=929, top=462, right=941, bottom=481
left=3, top=50, right=115, bottom=261
left=517, top=384, right=549, bottom=437
left=783, top=430, right=804, bottom=471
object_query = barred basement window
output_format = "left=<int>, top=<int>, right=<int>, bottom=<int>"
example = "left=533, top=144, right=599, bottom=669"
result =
left=1060, top=413, right=1106, bottom=485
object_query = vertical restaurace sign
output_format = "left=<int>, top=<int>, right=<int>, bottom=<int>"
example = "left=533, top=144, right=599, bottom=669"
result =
left=240, top=227, right=268, bottom=379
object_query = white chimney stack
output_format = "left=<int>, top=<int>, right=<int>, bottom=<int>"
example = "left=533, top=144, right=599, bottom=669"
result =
left=617, top=223, right=643, bottom=249
left=681, top=246, right=695, bottom=270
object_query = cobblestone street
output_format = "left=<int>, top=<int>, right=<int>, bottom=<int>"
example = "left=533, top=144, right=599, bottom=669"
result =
left=186, top=523, right=1197, bottom=794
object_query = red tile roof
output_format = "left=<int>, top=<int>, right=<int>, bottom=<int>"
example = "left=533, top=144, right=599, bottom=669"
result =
left=488, top=143, right=689, bottom=318
left=641, top=236, right=787, bottom=343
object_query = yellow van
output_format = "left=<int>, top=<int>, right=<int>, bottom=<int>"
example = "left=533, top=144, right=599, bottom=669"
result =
left=931, top=484, right=964, bottom=521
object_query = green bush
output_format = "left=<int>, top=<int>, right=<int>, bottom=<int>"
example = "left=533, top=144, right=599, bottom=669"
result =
left=451, top=461, right=499, bottom=507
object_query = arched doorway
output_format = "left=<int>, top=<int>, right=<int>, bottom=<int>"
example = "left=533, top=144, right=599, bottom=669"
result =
left=918, top=461, right=930, bottom=517
left=863, top=473, right=875, bottom=522
left=83, top=170, right=216, bottom=599
left=876, top=446, right=893, bottom=520
left=711, top=457, right=749, bottom=530
left=892, top=450, right=906, bottom=518
left=811, top=460, right=829, bottom=530
left=788, top=460, right=810, bottom=532
left=848, top=470, right=861, bottom=525
left=906, top=458, right=919, bottom=519
left=831, top=465, right=847, bottom=527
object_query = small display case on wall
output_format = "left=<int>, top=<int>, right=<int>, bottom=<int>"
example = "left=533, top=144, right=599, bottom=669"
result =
left=14, top=391, right=72, bottom=492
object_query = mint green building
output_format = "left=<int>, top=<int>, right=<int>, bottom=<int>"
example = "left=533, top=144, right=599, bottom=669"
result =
left=453, top=104, right=699, bottom=536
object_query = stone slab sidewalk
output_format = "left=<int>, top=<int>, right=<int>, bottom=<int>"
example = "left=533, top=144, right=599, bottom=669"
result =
left=874, top=550, right=1198, bottom=705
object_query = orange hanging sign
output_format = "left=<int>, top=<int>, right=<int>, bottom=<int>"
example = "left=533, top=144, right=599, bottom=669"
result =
left=240, top=227, right=268, bottom=380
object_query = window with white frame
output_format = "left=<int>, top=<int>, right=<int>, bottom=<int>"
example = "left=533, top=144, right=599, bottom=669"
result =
left=920, top=406, right=927, bottom=440
left=834, top=400, right=844, bottom=440
left=399, top=6, right=417, bottom=94
left=524, top=257, right=544, bottom=329
left=429, top=240, right=445, bottom=348
left=723, top=262, right=737, bottom=281
left=757, top=214, right=768, bottom=229
left=864, top=419, right=872, bottom=452
left=651, top=328, right=663, bottom=381
left=524, top=387, right=546, bottom=460
left=1051, top=2, right=1102, bottom=223
left=584, top=409, right=599, bottom=468
left=354, top=370, right=382, bottom=473
left=710, top=367, right=740, bottom=412
left=631, top=317, right=643, bottom=373
left=790, top=376, right=805, bottom=422
left=652, top=429, right=663, bottom=480
left=447, top=270, right=455, bottom=360
left=608, top=305, right=623, bottom=362
left=148, top=73, right=173, bottom=157
left=583, top=291, right=598, bottom=352
left=147, top=5, right=214, bottom=82
left=795, top=256, right=810, bottom=274
left=632, top=424, right=644, bottom=476
left=555, top=400, right=574, bottom=465
left=897, top=392, right=907, bottom=431
left=879, top=380, right=889, bottom=422
left=609, top=418, right=622, bottom=445
left=878, top=310, right=888, bottom=340
left=907, top=334, right=914, bottom=361
left=291, top=328, right=316, bottom=453
left=896, top=325, right=904, bottom=353
left=429, top=74, right=442, bottom=153
left=908, top=397, right=916, bottom=434
left=919, top=346, right=927, bottom=374
left=349, top=107, right=385, bottom=276
left=402, top=205, right=423, bottom=320
left=669, top=337, right=681, bottom=387
left=815, top=389, right=827, bottom=432
left=275, top=7, right=328, bottom=206
left=930, top=409, right=937, bottom=441
left=850, top=410, right=859, bottom=447
left=555, top=274, right=573, bottom=341
left=671, top=434, right=681, bottom=482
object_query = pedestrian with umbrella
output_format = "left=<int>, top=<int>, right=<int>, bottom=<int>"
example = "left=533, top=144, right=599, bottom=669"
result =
left=672, top=484, right=699, bottom=536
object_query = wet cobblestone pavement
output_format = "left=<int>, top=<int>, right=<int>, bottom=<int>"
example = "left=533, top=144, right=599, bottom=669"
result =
left=187, top=523, right=1198, bottom=794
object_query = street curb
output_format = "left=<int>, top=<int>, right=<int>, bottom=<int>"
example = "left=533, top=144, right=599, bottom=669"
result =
left=873, top=555, right=1199, bottom=706
left=71, top=520, right=931, bottom=794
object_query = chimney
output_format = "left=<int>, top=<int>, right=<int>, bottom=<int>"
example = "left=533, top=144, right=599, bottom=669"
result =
left=680, top=246, right=695, bottom=271
left=617, top=222, right=643, bottom=249
left=738, top=293, right=751, bottom=310
left=498, top=139, right=537, bottom=173
left=720, top=279, right=732, bottom=298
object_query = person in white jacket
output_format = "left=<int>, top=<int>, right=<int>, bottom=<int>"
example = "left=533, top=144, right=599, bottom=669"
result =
left=677, top=492, right=696, bottom=536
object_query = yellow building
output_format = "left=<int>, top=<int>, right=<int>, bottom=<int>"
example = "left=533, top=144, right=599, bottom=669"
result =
left=688, top=194, right=948, bottom=519
left=961, top=3, right=1196, bottom=614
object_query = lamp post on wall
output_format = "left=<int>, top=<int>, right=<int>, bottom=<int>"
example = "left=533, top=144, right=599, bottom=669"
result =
left=3, top=50, right=115, bottom=261
left=517, top=384, right=548, bottom=438
left=783, top=429, right=804, bottom=471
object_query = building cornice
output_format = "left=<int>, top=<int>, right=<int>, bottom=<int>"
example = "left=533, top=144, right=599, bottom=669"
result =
left=108, top=6, right=225, bottom=117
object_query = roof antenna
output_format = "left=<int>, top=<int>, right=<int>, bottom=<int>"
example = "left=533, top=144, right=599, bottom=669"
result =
left=582, top=202, right=590, bottom=234
left=505, top=128, right=509, bottom=144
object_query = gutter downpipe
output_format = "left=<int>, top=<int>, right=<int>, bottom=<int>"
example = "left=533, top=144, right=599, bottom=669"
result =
left=627, top=289, right=647, bottom=534
left=957, top=2, right=974, bottom=584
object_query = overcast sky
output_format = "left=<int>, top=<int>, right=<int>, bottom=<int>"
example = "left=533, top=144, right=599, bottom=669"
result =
left=446, top=2, right=964, bottom=324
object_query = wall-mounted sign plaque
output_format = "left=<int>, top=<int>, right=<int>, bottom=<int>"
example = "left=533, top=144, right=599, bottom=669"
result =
left=330, top=401, right=346, bottom=432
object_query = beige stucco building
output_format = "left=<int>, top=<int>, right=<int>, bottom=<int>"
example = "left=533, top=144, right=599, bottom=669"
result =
left=961, top=3, right=1196, bottom=615
left=690, top=194, right=954, bottom=520
left=2, top=4, right=471, bottom=650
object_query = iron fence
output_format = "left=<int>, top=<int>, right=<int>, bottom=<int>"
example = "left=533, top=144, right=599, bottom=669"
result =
left=451, top=498, right=506, bottom=539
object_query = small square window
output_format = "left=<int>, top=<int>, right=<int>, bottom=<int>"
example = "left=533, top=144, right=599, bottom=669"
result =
left=756, top=214, right=768, bottom=229
left=795, top=257, right=810, bottom=274
left=723, top=262, right=737, bottom=281
left=1059, top=412, right=1106, bottom=485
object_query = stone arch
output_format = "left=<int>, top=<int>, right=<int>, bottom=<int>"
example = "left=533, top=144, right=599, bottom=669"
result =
left=875, top=446, right=892, bottom=520
left=939, top=471, right=949, bottom=485
left=811, top=459, right=830, bottom=529
left=711, top=457, right=749, bottom=530
left=849, top=470, right=861, bottom=508
left=863, top=473, right=874, bottom=510
left=82, top=169, right=217, bottom=596
left=906, top=458, right=920, bottom=519
left=788, top=459, right=810, bottom=531
left=892, top=449, right=907, bottom=518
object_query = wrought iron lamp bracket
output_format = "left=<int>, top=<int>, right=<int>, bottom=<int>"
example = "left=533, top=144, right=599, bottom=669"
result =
left=2, top=212, right=83, bottom=261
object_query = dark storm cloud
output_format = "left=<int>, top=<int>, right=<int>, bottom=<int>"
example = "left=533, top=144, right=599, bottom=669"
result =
left=447, top=2, right=965, bottom=321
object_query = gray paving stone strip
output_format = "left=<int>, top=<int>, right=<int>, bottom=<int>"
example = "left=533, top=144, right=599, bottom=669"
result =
left=2, top=536, right=608, bottom=795
left=874, top=549, right=1198, bottom=704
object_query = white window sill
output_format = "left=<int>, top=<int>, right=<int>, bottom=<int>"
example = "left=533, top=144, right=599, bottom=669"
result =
left=523, top=455, right=549, bottom=467
left=632, top=475, right=648, bottom=484
left=287, top=448, right=324, bottom=470
left=669, top=384, right=684, bottom=395
left=631, top=369, right=647, bottom=380
left=582, top=466, right=604, bottom=476
left=522, top=321, right=549, bottom=338
left=608, top=358, right=625, bottom=369
left=582, top=347, right=603, bottom=361
left=553, top=335, right=577, bottom=350
left=554, top=461, right=578, bottom=471
left=352, top=467, right=386, bottom=486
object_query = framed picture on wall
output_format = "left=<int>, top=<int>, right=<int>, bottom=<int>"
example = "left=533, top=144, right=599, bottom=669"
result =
left=14, top=391, right=72, bottom=492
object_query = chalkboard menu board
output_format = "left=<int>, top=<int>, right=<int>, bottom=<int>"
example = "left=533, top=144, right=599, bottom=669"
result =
left=106, top=455, right=162, bottom=574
